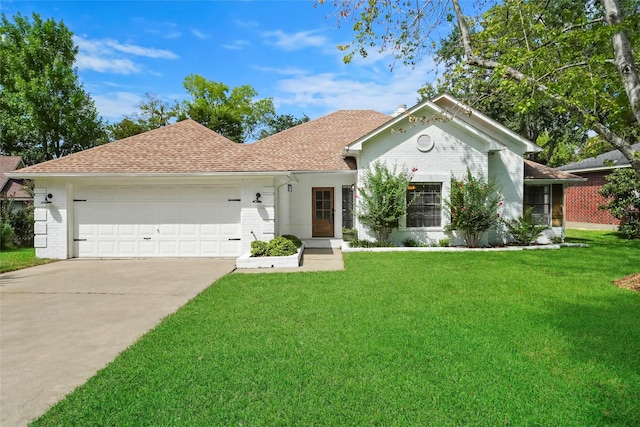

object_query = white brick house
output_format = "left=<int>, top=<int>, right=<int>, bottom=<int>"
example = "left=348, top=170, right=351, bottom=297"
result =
left=10, top=94, right=582, bottom=259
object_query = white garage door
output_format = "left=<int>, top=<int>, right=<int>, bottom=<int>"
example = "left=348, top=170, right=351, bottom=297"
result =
left=73, top=184, right=242, bottom=257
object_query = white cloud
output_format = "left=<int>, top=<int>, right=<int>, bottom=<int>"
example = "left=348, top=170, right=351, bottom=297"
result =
left=221, top=40, right=250, bottom=50
left=270, top=59, right=440, bottom=117
left=262, top=29, right=327, bottom=51
left=191, top=29, right=209, bottom=40
left=73, top=35, right=178, bottom=74
left=92, top=92, right=143, bottom=121
left=253, top=65, right=308, bottom=76
left=76, top=54, right=140, bottom=75
left=104, top=40, right=178, bottom=59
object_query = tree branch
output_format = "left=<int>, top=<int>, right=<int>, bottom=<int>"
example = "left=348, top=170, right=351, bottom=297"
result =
left=451, top=0, right=640, bottom=175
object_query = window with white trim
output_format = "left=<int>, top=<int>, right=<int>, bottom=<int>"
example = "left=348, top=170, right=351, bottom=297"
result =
left=406, top=183, right=442, bottom=227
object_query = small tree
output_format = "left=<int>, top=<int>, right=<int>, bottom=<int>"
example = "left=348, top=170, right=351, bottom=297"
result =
left=502, top=207, right=548, bottom=246
left=444, top=169, right=501, bottom=247
left=599, top=168, right=640, bottom=239
left=357, top=161, right=414, bottom=242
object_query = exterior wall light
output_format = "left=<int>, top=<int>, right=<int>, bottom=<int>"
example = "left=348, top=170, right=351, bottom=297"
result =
left=253, top=193, right=262, bottom=203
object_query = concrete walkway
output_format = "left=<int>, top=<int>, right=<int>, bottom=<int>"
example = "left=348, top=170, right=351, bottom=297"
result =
left=0, top=258, right=235, bottom=427
left=234, top=248, right=344, bottom=274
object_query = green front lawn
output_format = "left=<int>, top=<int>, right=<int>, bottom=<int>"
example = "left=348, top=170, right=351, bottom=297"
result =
left=0, top=247, right=54, bottom=273
left=33, top=231, right=640, bottom=426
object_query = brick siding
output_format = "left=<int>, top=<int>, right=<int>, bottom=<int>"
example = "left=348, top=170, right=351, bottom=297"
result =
left=564, top=171, right=619, bottom=225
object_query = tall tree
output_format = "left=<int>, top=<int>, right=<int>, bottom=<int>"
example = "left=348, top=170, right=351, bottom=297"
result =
left=0, top=13, right=106, bottom=165
left=107, top=93, right=178, bottom=140
left=179, top=74, right=275, bottom=143
left=319, top=0, right=640, bottom=175
left=258, top=113, right=309, bottom=139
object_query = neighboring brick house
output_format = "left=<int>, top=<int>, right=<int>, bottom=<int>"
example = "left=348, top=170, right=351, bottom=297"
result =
left=557, top=143, right=640, bottom=229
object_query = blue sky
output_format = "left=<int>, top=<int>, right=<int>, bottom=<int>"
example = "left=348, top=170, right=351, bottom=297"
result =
left=1, top=0, right=457, bottom=124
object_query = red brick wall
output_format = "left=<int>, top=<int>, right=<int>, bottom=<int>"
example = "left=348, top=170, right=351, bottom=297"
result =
left=564, top=171, right=619, bottom=225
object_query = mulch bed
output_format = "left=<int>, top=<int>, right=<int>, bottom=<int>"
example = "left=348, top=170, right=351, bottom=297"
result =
left=614, top=273, right=640, bottom=292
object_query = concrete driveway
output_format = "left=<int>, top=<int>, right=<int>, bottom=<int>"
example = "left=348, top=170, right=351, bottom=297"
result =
left=0, top=258, right=235, bottom=427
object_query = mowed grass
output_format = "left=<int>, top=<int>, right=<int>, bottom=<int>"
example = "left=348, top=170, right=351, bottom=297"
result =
left=0, top=247, right=54, bottom=273
left=33, top=230, right=640, bottom=426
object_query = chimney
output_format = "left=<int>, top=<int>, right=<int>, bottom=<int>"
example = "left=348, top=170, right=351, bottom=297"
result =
left=391, top=104, right=407, bottom=117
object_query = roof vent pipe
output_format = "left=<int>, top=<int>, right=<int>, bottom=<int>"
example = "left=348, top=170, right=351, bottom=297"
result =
left=392, top=104, right=407, bottom=117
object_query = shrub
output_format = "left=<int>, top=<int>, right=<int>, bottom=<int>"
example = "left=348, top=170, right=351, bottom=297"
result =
left=0, top=198, right=34, bottom=247
left=266, top=236, right=298, bottom=257
left=438, top=238, right=450, bottom=247
left=1, top=222, right=15, bottom=250
left=502, top=207, right=548, bottom=245
left=357, top=161, right=415, bottom=242
left=281, top=234, right=302, bottom=248
left=443, top=168, right=501, bottom=247
left=349, top=239, right=396, bottom=248
left=250, top=240, right=268, bottom=257
left=599, top=169, right=640, bottom=239
left=401, top=238, right=419, bottom=247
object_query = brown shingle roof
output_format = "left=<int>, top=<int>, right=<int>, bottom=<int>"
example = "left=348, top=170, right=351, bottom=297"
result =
left=524, top=160, right=584, bottom=181
left=252, top=110, right=391, bottom=171
left=1, top=156, right=30, bottom=199
left=15, top=112, right=391, bottom=175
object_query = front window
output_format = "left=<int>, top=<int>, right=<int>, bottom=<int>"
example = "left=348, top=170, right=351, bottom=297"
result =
left=524, top=185, right=550, bottom=225
left=406, top=183, right=442, bottom=227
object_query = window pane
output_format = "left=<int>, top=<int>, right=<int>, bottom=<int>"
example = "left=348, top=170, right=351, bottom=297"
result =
left=406, top=183, right=442, bottom=228
left=324, top=191, right=330, bottom=199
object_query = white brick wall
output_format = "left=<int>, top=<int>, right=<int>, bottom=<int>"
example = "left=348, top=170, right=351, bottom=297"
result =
left=240, top=177, right=275, bottom=254
left=33, top=180, right=69, bottom=259
left=354, top=119, right=526, bottom=245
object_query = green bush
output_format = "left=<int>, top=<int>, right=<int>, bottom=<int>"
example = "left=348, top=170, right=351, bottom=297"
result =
left=250, top=240, right=268, bottom=257
left=502, top=207, right=548, bottom=245
left=281, top=234, right=302, bottom=248
left=1, top=222, right=15, bottom=250
left=0, top=198, right=34, bottom=247
left=599, top=169, right=640, bottom=239
left=444, top=168, right=501, bottom=247
left=438, top=238, right=450, bottom=247
left=402, top=238, right=419, bottom=247
left=349, top=239, right=396, bottom=248
left=266, top=236, right=298, bottom=257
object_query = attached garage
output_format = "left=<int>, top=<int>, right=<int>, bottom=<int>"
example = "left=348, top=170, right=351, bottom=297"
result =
left=73, top=184, right=242, bottom=258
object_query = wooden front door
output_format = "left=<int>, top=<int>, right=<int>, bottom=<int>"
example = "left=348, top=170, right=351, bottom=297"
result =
left=312, top=187, right=334, bottom=237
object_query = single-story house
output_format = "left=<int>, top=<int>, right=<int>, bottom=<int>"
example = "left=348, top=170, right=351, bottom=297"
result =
left=557, top=143, right=640, bottom=230
left=10, top=94, right=582, bottom=259
left=1, top=156, right=32, bottom=211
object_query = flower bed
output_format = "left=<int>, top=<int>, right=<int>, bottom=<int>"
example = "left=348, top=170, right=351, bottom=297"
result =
left=236, top=244, right=304, bottom=269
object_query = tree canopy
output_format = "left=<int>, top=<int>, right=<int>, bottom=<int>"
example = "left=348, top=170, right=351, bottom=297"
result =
left=0, top=12, right=106, bottom=165
left=321, top=0, right=640, bottom=174
left=179, top=74, right=275, bottom=143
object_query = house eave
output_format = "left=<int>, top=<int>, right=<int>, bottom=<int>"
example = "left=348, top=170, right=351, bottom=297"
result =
left=557, top=164, right=630, bottom=174
left=524, top=178, right=586, bottom=185
left=6, top=171, right=293, bottom=179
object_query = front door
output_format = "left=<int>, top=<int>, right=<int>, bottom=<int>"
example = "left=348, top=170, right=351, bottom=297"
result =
left=312, top=187, right=334, bottom=237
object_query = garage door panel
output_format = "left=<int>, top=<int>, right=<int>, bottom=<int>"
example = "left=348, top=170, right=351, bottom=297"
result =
left=74, top=185, right=241, bottom=257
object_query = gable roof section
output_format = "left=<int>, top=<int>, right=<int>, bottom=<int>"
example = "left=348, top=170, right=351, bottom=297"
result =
left=1, top=156, right=24, bottom=189
left=524, top=160, right=585, bottom=183
left=347, top=94, right=540, bottom=154
left=1, top=156, right=30, bottom=199
left=14, top=120, right=248, bottom=175
left=252, top=110, right=390, bottom=171
left=12, top=112, right=391, bottom=176
left=557, top=143, right=640, bottom=173
left=432, top=94, right=540, bottom=154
